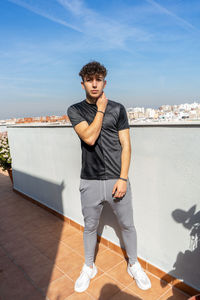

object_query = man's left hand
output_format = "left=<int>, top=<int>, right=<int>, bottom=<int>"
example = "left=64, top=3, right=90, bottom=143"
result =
left=112, top=179, right=127, bottom=199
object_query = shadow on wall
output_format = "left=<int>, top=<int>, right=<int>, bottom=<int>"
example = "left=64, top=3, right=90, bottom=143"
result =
left=161, top=205, right=200, bottom=296
left=3, top=169, right=66, bottom=299
left=13, top=169, right=66, bottom=214
left=98, top=283, right=142, bottom=300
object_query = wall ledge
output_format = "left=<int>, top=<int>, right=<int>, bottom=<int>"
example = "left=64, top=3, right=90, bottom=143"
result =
left=6, top=120, right=200, bottom=128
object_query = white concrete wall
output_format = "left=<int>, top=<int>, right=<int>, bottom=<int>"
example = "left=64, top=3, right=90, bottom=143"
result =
left=8, top=124, right=200, bottom=290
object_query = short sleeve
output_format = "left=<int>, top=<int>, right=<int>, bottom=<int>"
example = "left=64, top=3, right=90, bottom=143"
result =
left=117, top=104, right=130, bottom=131
left=67, top=105, right=86, bottom=127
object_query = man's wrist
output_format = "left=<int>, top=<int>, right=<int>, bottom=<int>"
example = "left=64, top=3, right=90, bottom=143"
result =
left=97, top=110, right=105, bottom=115
left=119, top=177, right=128, bottom=182
left=97, top=106, right=106, bottom=112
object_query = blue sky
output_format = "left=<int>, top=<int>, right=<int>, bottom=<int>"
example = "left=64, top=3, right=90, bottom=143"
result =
left=0, top=0, right=200, bottom=119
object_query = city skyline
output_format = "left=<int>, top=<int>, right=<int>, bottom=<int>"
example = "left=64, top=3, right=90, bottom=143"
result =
left=1, top=0, right=200, bottom=119
left=1, top=101, right=200, bottom=125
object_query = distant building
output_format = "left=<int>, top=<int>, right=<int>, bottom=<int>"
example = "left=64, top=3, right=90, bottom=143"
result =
left=2, top=101, right=200, bottom=125
left=15, top=115, right=70, bottom=124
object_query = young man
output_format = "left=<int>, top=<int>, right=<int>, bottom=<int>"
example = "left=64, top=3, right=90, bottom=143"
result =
left=67, top=61, right=151, bottom=293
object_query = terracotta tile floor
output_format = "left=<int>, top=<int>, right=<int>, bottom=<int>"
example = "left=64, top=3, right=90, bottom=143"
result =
left=0, top=171, right=190, bottom=300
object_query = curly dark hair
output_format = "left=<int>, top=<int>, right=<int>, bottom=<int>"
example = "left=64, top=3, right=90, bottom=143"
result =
left=79, top=61, right=107, bottom=81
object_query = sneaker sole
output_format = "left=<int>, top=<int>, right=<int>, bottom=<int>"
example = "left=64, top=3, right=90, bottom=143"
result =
left=127, top=267, right=151, bottom=290
left=74, top=267, right=98, bottom=293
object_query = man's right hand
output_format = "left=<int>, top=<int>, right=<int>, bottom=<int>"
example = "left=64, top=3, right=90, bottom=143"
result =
left=96, top=92, right=108, bottom=113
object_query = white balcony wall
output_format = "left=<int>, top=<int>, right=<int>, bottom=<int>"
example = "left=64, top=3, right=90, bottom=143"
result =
left=8, top=124, right=200, bottom=290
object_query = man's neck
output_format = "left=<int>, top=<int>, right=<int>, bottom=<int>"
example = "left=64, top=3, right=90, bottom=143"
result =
left=86, top=96, right=97, bottom=105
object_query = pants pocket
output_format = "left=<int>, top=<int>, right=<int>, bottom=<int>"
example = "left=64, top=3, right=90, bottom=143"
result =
left=79, top=179, right=88, bottom=192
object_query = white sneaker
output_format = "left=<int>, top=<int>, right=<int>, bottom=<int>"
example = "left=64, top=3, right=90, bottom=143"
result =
left=74, top=263, right=97, bottom=293
left=127, top=261, right=151, bottom=290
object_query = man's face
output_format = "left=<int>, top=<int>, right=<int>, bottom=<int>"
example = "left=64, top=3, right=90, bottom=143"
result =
left=81, top=74, right=106, bottom=100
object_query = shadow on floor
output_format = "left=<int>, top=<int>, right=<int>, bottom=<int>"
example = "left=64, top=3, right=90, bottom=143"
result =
left=98, top=283, right=142, bottom=300
left=0, top=171, right=66, bottom=299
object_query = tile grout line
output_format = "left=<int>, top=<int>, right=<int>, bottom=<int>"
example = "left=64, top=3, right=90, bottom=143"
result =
left=43, top=271, right=74, bottom=288
left=0, top=243, right=46, bottom=298
left=60, top=222, right=127, bottom=261
left=64, top=290, right=97, bottom=300
left=1, top=230, right=74, bottom=298
left=0, top=232, right=173, bottom=300
left=3, top=222, right=111, bottom=288
left=1, top=185, right=192, bottom=299
left=106, top=246, right=127, bottom=259
left=2, top=178, right=125, bottom=299
left=146, top=269, right=172, bottom=284
left=85, top=253, right=126, bottom=285
left=63, top=220, right=197, bottom=297
left=124, top=269, right=173, bottom=297
left=84, top=290, right=97, bottom=300
left=60, top=238, right=109, bottom=260
left=60, top=239, right=85, bottom=257
left=156, top=286, right=172, bottom=300
left=103, top=258, right=125, bottom=274
left=116, top=285, right=142, bottom=299
left=0, top=226, right=172, bottom=299
left=104, top=271, right=130, bottom=290
left=103, top=262, right=173, bottom=299
left=87, top=260, right=130, bottom=290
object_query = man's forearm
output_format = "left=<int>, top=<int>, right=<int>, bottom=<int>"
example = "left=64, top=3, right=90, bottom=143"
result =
left=112, top=142, right=131, bottom=198
left=120, top=143, right=131, bottom=179
left=81, top=111, right=104, bottom=145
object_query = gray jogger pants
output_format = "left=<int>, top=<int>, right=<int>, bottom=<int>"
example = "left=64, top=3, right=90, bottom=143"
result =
left=79, top=179, right=137, bottom=266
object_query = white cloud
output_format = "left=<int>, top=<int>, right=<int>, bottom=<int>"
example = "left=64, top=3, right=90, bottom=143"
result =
left=57, top=0, right=85, bottom=16
left=146, top=0, right=198, bottom=32
left=7, top=0, right=150, bottom=49
left=7, top=0, right=82, bottom=32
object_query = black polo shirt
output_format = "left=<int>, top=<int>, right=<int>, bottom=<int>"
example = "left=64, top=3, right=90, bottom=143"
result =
left=67, top=99, right=129, bottom=180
